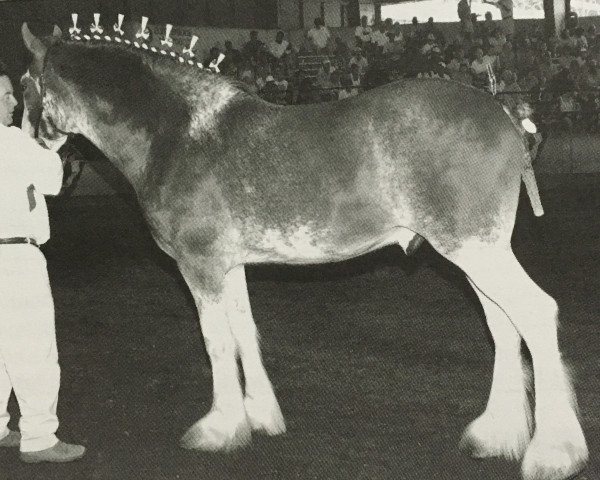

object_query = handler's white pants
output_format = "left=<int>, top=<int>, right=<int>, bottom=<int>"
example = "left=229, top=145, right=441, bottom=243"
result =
left=0, top=245, right=60, bottom=452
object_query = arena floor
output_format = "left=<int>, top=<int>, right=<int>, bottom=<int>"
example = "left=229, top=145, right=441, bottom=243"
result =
left=1, top=174, right=600, bottom=480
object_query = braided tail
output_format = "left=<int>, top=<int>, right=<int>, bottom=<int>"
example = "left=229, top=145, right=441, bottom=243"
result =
left=503, top=102, right=545, bottom=217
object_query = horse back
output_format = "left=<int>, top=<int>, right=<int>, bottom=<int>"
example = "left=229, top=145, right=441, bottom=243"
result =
left=142, top=79, right=526, bottom=261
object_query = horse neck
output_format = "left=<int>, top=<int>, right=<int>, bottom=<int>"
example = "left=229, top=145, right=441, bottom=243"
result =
left=48, top=44, right=244, bottom=190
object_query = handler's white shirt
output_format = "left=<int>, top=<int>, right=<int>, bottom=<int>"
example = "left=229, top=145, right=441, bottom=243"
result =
left=0, top=125, right=63, bottom=244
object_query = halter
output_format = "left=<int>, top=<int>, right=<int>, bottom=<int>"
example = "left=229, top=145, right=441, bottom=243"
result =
left=35, top=56, right=70, bottom=139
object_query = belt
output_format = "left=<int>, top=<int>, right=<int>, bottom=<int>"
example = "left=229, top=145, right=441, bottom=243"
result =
left=0, top=237, right=39, bottom=248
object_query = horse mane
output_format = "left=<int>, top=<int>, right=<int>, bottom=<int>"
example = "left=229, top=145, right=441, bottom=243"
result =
left=45, top=39, right=252, bottom=136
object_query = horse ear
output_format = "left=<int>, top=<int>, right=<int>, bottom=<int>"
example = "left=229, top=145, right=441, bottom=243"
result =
left=52, top=25, right=62, bottom=39
left=21, top=22, right=47, bottom=58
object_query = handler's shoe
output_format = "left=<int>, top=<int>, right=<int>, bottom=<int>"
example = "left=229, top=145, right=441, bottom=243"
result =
left=0, top=430, right=20, bottom=447
left=20, top=441, right=86, bottom=464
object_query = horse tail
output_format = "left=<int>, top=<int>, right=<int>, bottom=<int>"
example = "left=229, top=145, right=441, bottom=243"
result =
left=502, top=102, right=545, bottom=217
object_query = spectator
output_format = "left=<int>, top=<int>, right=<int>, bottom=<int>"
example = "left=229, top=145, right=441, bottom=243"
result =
left=424, top=17, right=445, bottom=46
left=470, top=13, right=481, bottom=41
left=421, top=33, right=438, bottom=55
left=453, top=62, right=474, bottom=84
left=586, top=24, right=599, bottom=52
left=333, top=37, right=350, bottom=63
left=222, top=40, right=242, bottom=73
left=549, top=65, right=576, bottom=95
left=371, top=23, right=390, bottom=54
left=262, top=77, right=281, bottom=104
left=573, top=27, right=588, bottom=53
left=268, top=31, right=292, bottom=62
left=488, top=28, right=507, bottom=55
left=537, top=40, right=550, bottom=57
left=499, top=69, right=520, bottom=91
left=318, top=61, right=339, bottom=102
left=238, top=61, right=255, bottom=82
left=407, top=17, right=423, bottom=49
left=354, top=16, right=372, bottom=47
left=330, top=69, right=342, bottom=88
left=498, top=70, right=523, bottom=111
left=457, top=0, right=474, bottom=39
left=295, top=70, right=319, bottom=104
left=447, top=47, right=469, bottom=72
left=307, top=17, right=331, bottom=54
left=481, top=12, right=496, bottom=38
left=585, top=59, right=600, bottom=87
left=338, top=74, right=358, bottom=100
left=536, top=53, right=559, bottom=80
left=255, top=64, right=271, bottom=92
left=349, top=62, right=362, bottom=93
left=384, top=25, right=405, bottom=55
left=275, top=68, right=289, bottom=105
left=241, top=71, right=258, bottom=95
left=203, top=46, right=221, bottom=70
left=485, top=0, right=515, bottom=39
left=243, top=31, right=265, bottom=64
left=516, top=41, right=536, bottom=78
left=316, top=59, right=335, bottom=89
left=390, top=22, right=404, bottom=44
left=471, top=47, right=497, bottom=86
left=349, top=48, right=369, bottom=76
left=557, top=29, right=576, bottom=55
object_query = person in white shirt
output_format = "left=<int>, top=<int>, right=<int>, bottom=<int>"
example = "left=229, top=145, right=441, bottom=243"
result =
left=354, top=16, right=372, bottom=46
left=0, top=63, right=85, bottom=464
left=484, top=0, right=514, bottom=37
left=471, top=47, right=496, bottom=75
left=370, top=23, right=390, bottom=52
left=307, top=17, right=331, bottom=53
left=268, top=31, right=291, bottom=61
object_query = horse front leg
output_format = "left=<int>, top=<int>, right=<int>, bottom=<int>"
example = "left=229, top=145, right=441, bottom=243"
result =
left=225, top=265, right=286, bottom=436
left=179, top=264, right=251, bottom=451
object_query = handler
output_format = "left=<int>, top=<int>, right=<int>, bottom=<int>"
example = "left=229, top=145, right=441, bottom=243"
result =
left=0, top=62, right=85, bottom=463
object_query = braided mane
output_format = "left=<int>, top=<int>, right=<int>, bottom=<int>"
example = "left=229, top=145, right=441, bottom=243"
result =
left=45, top=38, right=252, bottom=135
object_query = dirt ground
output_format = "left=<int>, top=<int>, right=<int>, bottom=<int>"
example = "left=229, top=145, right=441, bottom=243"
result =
left=1, top=175, right=599, bottom=480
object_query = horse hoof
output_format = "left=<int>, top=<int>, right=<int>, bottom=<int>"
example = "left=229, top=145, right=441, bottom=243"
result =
left=460, top=411, right=531, bottom=460
left=244, top=394, right=286, bottom=436
left=180, top=410, right=251, bottom=452
left=521, top=437, right=588, bottom=480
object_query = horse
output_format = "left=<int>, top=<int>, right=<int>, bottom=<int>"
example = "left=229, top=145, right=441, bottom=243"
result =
left=21, top=23, right=587, bottom=480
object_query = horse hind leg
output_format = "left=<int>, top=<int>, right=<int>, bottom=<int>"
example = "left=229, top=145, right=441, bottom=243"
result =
left=445, top=243, right=587, bottom=480
left=179, top=267, right=251, bottom=451
left=459, top=278, right=532, bottom=460
left=225, top=265, right=286, bottom=436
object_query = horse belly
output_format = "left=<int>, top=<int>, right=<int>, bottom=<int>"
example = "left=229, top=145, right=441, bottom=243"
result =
left=242, top=204, right=400, bottom=265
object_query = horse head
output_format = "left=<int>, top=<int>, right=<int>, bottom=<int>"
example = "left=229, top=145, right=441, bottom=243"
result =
left=21, top=22, right=69, bottom=150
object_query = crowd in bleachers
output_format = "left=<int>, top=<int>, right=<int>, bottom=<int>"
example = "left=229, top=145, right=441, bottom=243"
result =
left=208, top=11, right=600, bottom=131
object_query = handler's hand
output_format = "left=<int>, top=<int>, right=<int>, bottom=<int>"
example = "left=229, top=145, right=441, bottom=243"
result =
left=36, top=135, right=68, bottom=152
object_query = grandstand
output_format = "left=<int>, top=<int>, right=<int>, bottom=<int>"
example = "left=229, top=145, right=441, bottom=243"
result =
left=0, top=0, right=599, bottom=192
